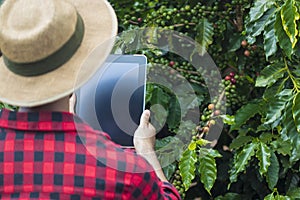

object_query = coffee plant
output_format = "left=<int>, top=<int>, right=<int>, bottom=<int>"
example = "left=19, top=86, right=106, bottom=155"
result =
left=107, top=0, right=300, bottom=199
left=0, top=0, right=299, bottom=199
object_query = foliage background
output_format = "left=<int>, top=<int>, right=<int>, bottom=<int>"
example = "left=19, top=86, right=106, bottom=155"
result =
left=107, top=0, right=300, bottom=199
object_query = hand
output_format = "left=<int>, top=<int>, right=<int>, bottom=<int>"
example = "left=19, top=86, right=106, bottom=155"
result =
left=134, top=110, right=156, bottom=153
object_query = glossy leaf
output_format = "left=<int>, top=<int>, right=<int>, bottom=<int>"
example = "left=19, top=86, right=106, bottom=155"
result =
left=264, top=90, right=291, bottom=125
left=199, top=149, right=221, bottom=194
left=255, top=64, right=286, bottom=87
left=292, top=92, right=300, bottom=132
left=281, top=99, right=300, bottom=164
left=248, top=0, right=276, bottom=23
left=230, top=100, right=262, bottom=131
left=251, top=8, right=276, bottom=37
left=266, top=152, right=279, bottom=190
left=275, top=10, right=293, bottom=58
left=230, top=143, right=258, bottom=184
left=281, top=0, right=300, bottom=48
left=263, top=12, right=277, bottom=60
left=256, top=142, right=271, bottom=177
left=179, top=149, right=197, bottom=191
left=195, top=18, right=214, bottom=55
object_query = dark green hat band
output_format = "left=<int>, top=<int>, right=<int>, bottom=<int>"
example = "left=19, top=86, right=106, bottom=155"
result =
left=3, top=13, right=85, bottom=77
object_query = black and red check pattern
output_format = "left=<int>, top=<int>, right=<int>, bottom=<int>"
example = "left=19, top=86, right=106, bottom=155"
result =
left=0, top=109, right=181, bottom=199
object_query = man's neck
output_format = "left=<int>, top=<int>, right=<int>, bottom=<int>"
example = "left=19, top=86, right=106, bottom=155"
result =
left=19, top=96, right=70, bottom=112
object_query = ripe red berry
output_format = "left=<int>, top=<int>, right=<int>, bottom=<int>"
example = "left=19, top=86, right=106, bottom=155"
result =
left=241, top=40, right=247, bottom=48
left=169, top=61, right=175, bottom=67
left=230, top=78, right=236, bottom=84
left=225, top=75, right=231, bottom=81
left=229, top=72, right=235, bottom=77
left=244, top=50, right=250, bottom=57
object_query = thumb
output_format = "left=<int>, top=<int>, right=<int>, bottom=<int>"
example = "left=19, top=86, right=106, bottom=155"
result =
left=140, top=109, right=151, bottom=128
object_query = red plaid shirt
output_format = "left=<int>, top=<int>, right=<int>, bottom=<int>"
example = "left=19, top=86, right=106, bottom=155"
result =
left=0, top=109, right=181, bottom=200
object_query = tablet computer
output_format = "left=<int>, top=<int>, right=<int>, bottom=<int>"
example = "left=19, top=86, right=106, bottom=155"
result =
left=75, top=54, right=147, bottom=147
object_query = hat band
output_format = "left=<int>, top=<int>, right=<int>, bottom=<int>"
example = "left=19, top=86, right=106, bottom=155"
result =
left=3, top=13, right=85, bottom=77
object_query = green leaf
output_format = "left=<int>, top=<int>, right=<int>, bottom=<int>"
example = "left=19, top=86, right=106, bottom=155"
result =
left=215, top=193, right=242, bottom=200
left=263, top=78, right=288, bottom=101
left=199, top=149, right=219, bottom=194
left=179, top=149, right=197, bottom=191
left=281, top=0, right=300, bottom=48
left=248, top=0, right=275, bottom=23
left=195, top=18, right=214, bottom=55
left=251, top=7, right=276, bottom=37
left=230, top=100, right=262, bottom=131
left=230, top=143, right=258, bottom=184
left=256, top=142, right=271, bottom=177
left=166, top=97, right=181, bottom=129
left=188, top=141, right=197, bottom=151
left=264, top=90, right=291, bottom=125
left=271, top=138, right=292, bottom=156
left=275, top=10, right=293, bottom=58
left=263, top=12, right=277, bottom=60
left=287, top=187, right=300, bottom=199
left=220, top=115, right=235, bottom=125
left=281, top=98, right=300, bottom=163
left=162, top=162, right=177, bottom=181
left=255, top=64, right=286, bottom=87
left=266, top=152, right=279, bottom=190
left=264, top=193, right=275, bottom=200
left=230, top=136, right=253, bottom=150
left=292, top=92, right=300, bottom=132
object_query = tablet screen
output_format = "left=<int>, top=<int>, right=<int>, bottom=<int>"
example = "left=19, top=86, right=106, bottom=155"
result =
left=75, top=54, right=147, bottom=147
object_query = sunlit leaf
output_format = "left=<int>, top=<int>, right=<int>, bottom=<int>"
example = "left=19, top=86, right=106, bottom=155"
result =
left=179, top=149, right=197, bottom=191
left=256, top=142, right=271, bottom=176
left=281, top=0, right=300, bottom=48
left=275, top=10, right=293, bottom=58
left=263, top=12, right=277, bottom=60
left=255, top=64, right=286, bottom=87
left=199, top=149, right=221, bottom=194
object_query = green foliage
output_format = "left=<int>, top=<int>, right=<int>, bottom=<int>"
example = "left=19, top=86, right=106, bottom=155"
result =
left=108, top=0, right=300, bottom=198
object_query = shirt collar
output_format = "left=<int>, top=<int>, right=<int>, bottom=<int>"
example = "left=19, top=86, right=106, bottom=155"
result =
left=0, top=108, right=94, bottom=132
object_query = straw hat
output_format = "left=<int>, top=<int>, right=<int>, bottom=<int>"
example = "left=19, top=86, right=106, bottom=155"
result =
left=0, top=0, right=118, bottom=107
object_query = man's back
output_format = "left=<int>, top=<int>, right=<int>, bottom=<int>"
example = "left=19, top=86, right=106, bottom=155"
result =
left=0, top=109, right=179, bottom=199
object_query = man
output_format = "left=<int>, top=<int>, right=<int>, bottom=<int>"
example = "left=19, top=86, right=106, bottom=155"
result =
left=0, top=0, right=181, bottom=199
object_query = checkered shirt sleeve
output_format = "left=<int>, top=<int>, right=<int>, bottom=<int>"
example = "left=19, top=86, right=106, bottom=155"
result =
left=0, top=109, right=181, bottom=199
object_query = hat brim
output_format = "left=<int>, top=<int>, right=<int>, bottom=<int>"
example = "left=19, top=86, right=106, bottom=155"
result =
left=0, top=0, right=118, bottom=107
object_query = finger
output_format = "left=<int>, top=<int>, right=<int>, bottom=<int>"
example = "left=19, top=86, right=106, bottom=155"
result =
left=139, top=109, right=150, bottom=128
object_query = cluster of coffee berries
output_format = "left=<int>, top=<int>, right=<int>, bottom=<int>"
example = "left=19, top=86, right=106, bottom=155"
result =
left=199, top=103, right=220, bottom=135
left=222, top=72, right=247, bottom=109
left=171, top=169, right=186, bottom=199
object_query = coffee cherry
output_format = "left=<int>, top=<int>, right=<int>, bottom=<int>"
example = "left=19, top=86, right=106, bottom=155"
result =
left=230, top=78, right=237, bottom=84
left=225, top=75, right=231, bottom=81
left=208, top=103, right=215, bottom=110
left=244, top=50, right=250, bottom=57
left=229, top=72, right=235, bottom=77
left=214, top=110, right=221, bottom=116
left=169, top=61, right=175, bottom=67
left=203, top=127, right=209, bottom=133
left=241, top=40, right=247, bottom=48
left=137, top=17, right=143, bottom=23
